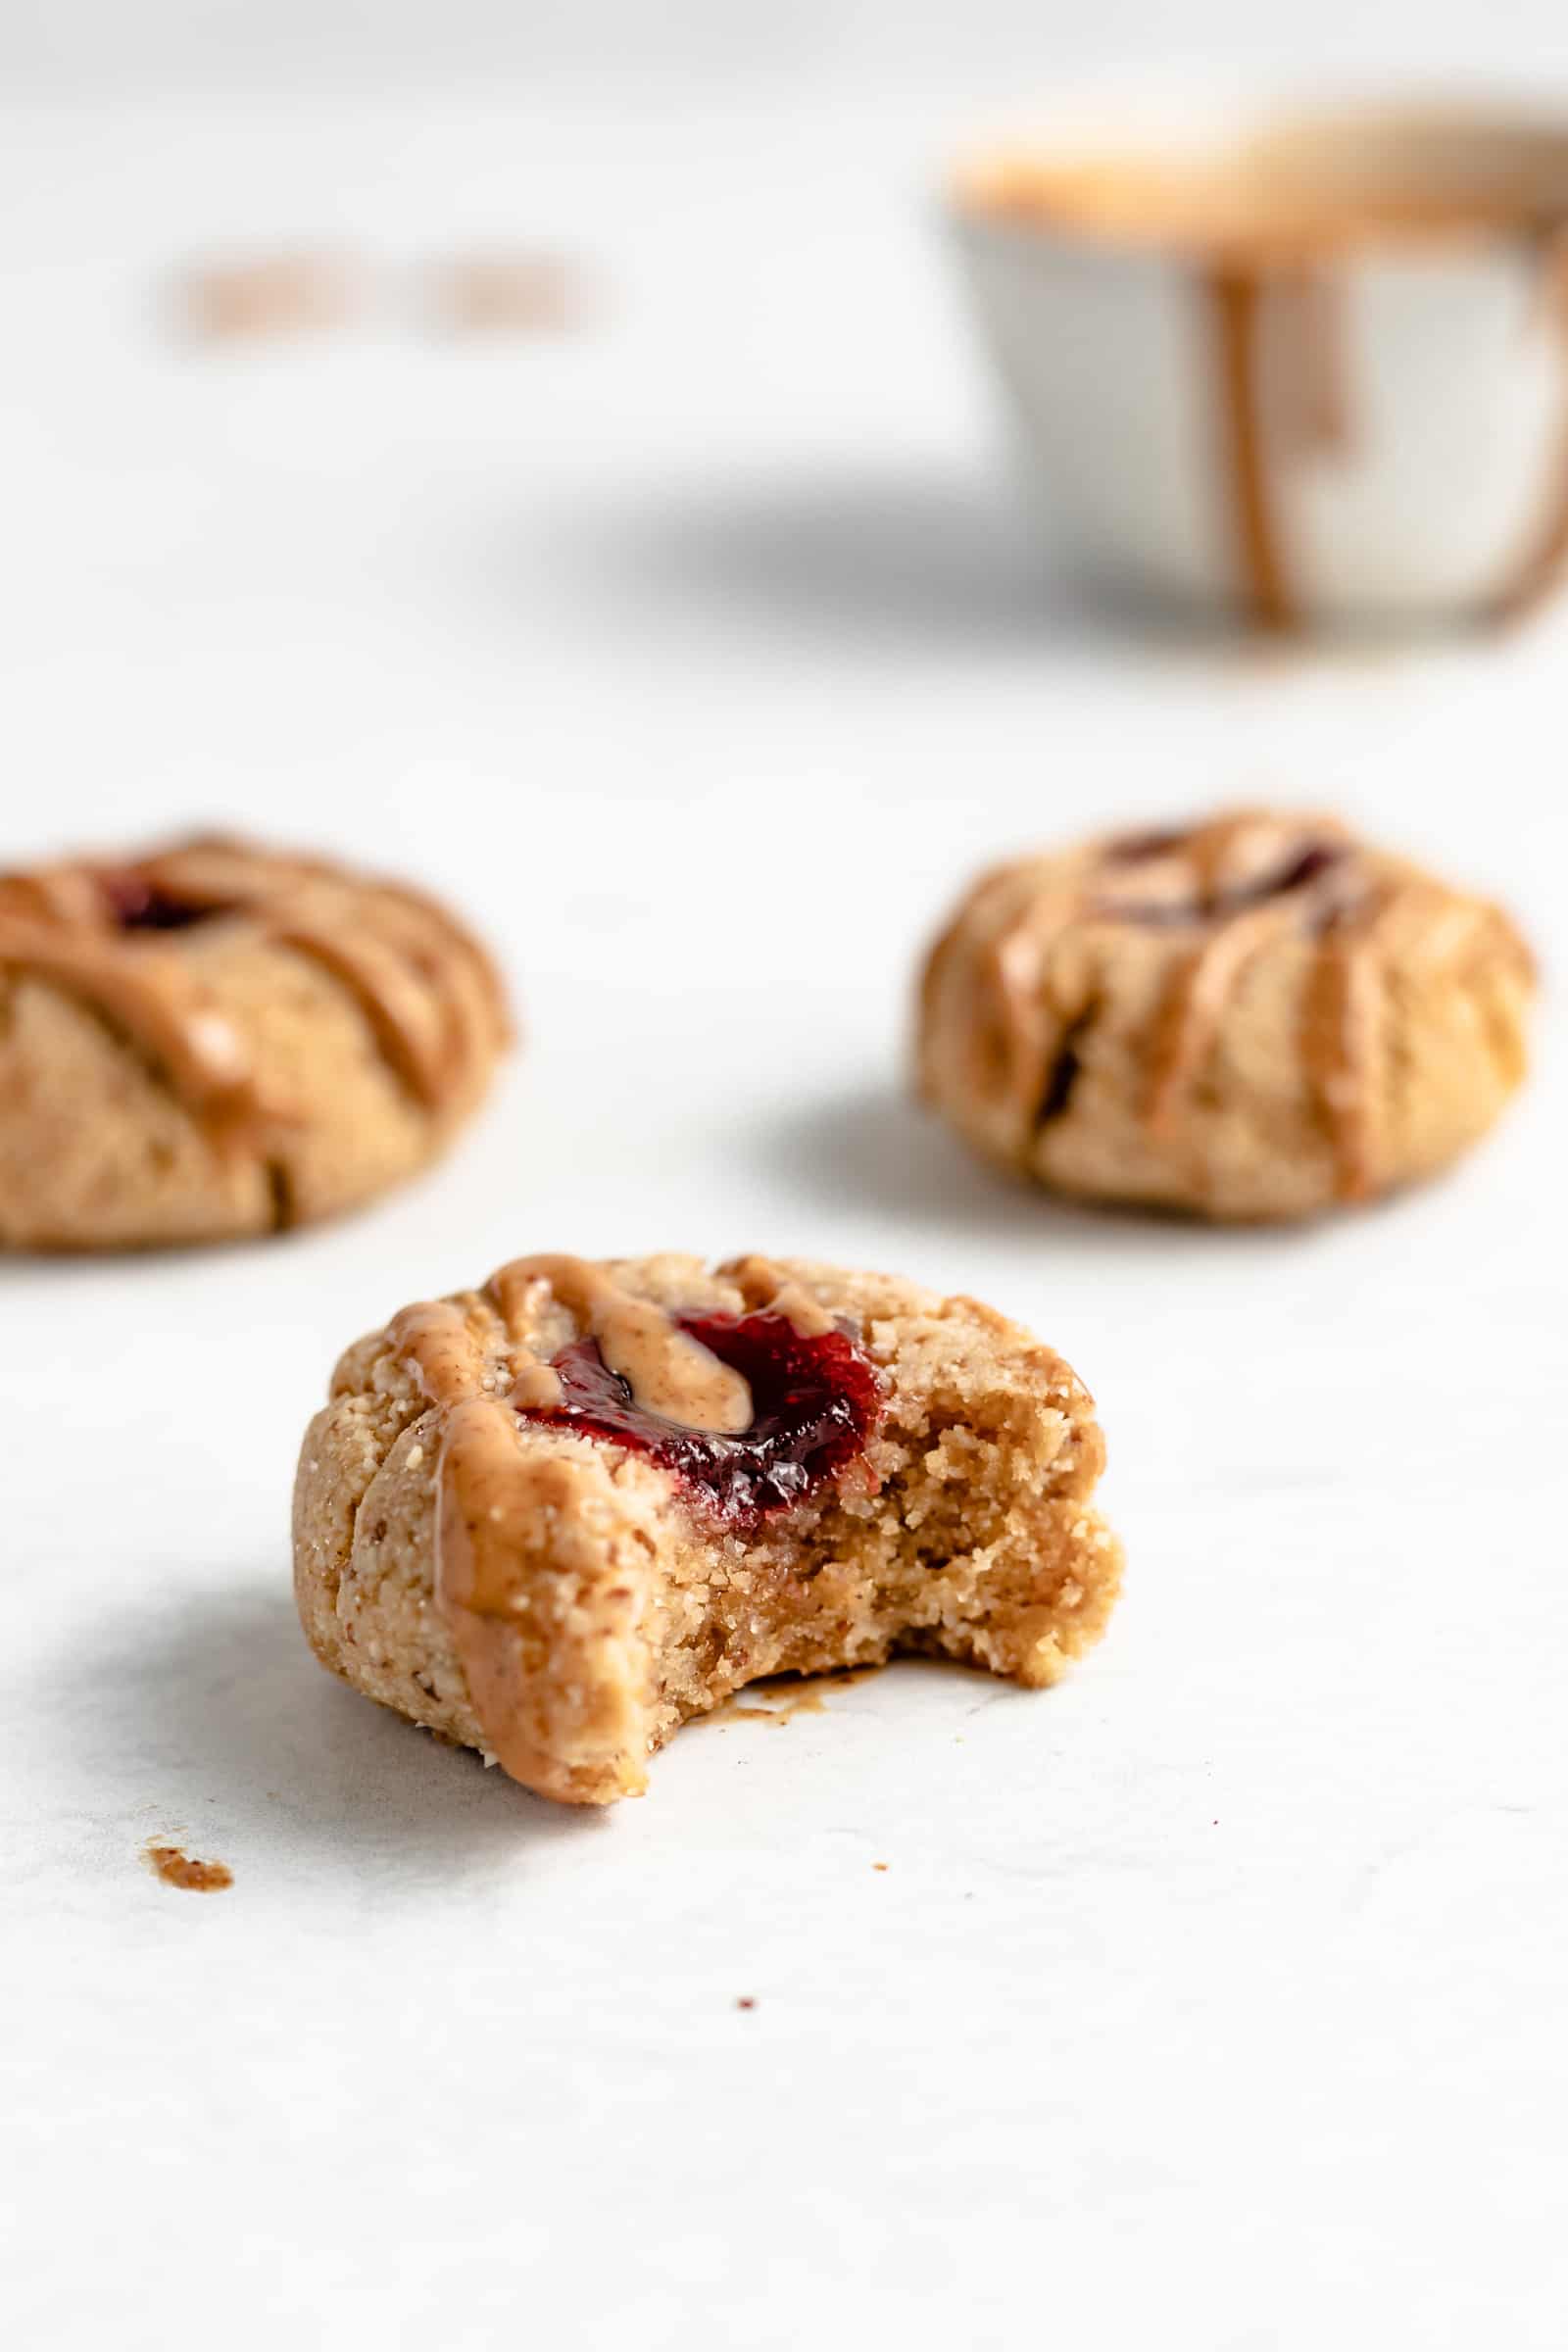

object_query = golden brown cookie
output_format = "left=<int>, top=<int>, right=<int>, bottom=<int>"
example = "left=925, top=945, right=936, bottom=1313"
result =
left=917, top=808, right=1535, bottom=1221
left=0, top=835, right=511, bottom=1250
left=292, top=1251, right=1122, bottom=1806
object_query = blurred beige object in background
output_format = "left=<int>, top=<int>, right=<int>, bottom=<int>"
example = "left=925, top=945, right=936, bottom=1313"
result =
left=950, top=97, right=1568, bottom=629
left=177, top=249, right=366, bottom=339
left=425, top=249, right=584, bottom=332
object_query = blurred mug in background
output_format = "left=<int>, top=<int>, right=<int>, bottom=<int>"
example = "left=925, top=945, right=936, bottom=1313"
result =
left=950, top=96, right=1568, bottom=632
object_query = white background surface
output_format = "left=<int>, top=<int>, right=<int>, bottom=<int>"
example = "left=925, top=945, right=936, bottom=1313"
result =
left=7, top=0, right=1568, bottom=91
left=2, top=62, right=1566, bottom=2352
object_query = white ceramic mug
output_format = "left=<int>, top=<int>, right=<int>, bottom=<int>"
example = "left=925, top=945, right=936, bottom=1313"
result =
left=948, top=96, right=1568, bottom=630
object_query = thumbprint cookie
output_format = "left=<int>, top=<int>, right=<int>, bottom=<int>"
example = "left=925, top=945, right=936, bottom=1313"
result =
left=0, top=834, right=510, bottom=1249
left=917, top=808, right=1535, bottom=1221
left=292, top=1252, right=1122, bottom=1805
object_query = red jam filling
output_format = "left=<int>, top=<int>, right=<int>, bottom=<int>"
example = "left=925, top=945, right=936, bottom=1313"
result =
left=1102, top=839, right=1348, bottom=925
left=102, top=874, right=229, bottom=933
left=516, top=1309, right=884, bottom=1530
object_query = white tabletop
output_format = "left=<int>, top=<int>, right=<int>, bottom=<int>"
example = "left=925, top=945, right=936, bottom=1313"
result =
left=4, top=86, right=1565, bottom=2352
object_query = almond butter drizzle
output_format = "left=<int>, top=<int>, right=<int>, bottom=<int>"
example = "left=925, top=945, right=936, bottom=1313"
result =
left=722, top=1252, right=839, bottom=1338
left=1202, top=266, right=1296, bottom=629
left=0, top=836, right=508, bottom=1153
left=388, top=1256, right=832, bottom=1782
left=388, top=1298, right=595, bottom=1785
left=0, top=922, right=270, bottom=1142
left=1299, top=919, right=1385, bottom=1200
left=1203, top=235, right=1568, bottom=625
left=1116, top=815, right=1387, bottom=1194
left=387, top=1299, right=490, bottom=1405
left=492, top=1255, right=754, bottom=1435
left=1144, top=904, right=1289, bottom=1136
left=1158, top=902, right=1395, bottom=1200
left=435, top=1399, right=627, bottom=1793
left=1493, top=222, right=1568, bottom=617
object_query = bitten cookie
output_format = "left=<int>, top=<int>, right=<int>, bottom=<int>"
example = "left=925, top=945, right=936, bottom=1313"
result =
left=917, top=808, right=1535, bottom=1222
left=293, top=1251, right=1122, bottom=1805
left=0, top=835, right=510, bottom=1249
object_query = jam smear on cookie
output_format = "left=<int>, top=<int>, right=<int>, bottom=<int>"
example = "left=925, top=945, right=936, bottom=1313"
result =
left=1101, top=835, right=1349, bottom=926
left=517, top=1309, right=884, bottom=1530
left=101, top=873, right=230, bottom=933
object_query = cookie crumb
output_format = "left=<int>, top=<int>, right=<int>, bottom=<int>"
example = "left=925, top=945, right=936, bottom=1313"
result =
left=872, top=1861, right=888, bottom=1872
left=735, top=1996, right=757, bottom=2011
left=143, top=1841, right=232, bottom=1892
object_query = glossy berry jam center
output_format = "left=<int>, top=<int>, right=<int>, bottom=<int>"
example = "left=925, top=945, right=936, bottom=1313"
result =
left=102, top=875, right=229, bottom=933
left=516, top=1309, right=884, bottom=1530
left=1103, top=839, right=1348, bottom=926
